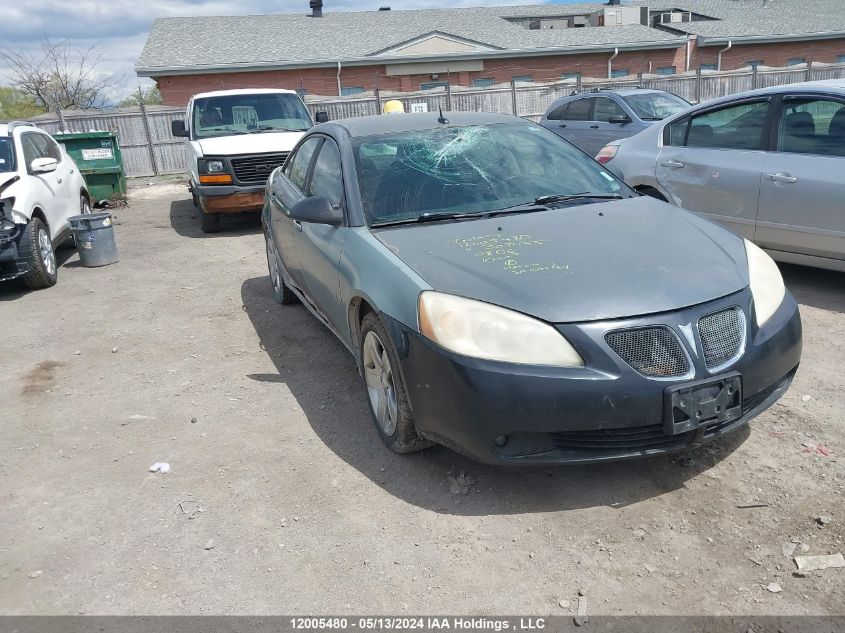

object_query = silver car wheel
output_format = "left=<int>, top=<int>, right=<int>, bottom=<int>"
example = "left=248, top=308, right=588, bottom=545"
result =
left=266, top=235, right=281, bottom=295
left=362, top=331, right=399, bottom=436
left=81, top=196, right=92, bottom=214
left=38, top=229, right=55, bottom=276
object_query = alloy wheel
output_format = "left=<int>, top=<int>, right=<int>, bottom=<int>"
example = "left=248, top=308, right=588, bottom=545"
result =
left=38, top=229, right=55, bottom=276
left=362, top=331, right=399, bottom=436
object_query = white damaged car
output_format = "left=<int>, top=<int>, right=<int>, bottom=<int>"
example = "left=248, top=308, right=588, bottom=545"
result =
left=0, top=122, right=90, bottom=289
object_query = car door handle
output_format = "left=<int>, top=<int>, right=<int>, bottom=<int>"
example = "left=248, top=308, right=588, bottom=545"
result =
left=293, top=219, right=302, bottom=232
left=590, top=125, right=600, bottom=129
left=765, top=172, right=797, bottom=184
left=660, top=159, right=685, bottom=168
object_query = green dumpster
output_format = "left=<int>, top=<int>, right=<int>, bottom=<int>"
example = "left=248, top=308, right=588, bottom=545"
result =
left=53, top=131, right=127, bottom=206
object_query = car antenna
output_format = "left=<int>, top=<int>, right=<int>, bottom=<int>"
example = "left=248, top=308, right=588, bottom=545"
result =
left=437, top=107, right=449, bottom=125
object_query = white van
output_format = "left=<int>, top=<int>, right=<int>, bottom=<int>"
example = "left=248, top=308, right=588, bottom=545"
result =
left=171, top=88, right=326, bottom=233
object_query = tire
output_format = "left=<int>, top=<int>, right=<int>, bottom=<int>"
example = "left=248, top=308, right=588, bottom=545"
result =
left=200, top=210, right=221, bottom=233
left=360, top=312, right=433, bottom=454
left=265, top=231, right=297, bottom=305
left=22, top=217, right=58, bottom=289
left=80, top=195, right=92, bottom=214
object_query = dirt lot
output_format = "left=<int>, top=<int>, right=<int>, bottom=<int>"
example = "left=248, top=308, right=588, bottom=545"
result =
left=0, top=179, right=843, bottom=616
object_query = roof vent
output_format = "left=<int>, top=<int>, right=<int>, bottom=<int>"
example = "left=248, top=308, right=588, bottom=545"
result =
left=309, top=0, right=323, bottom=17
left=379, top=6, right=391, bottom=10
left=607, top=0, right=621, bottom=5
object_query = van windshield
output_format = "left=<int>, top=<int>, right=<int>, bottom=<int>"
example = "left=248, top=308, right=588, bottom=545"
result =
left=192, top=93, right=312, bottom=138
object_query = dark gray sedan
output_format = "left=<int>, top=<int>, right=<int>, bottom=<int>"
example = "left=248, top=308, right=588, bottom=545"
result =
left=262, top=111, right=801, bottom=464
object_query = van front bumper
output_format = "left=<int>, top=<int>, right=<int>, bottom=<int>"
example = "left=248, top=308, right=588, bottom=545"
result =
left=193, top=182, right=265, bottom=214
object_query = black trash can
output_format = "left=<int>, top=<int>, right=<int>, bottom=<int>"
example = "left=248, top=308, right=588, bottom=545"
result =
left=68, top=212, right=119, bottom=267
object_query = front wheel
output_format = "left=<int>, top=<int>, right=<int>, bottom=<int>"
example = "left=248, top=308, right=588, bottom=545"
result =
left=265, top=232, right=297, bottom=305
left=80, top=195, right=92, bottom=214
left=200, top=210, right=221, bottom=233
left=22, top=217, right=58, bottom=289
left=360, top=312, right=433, bottom=454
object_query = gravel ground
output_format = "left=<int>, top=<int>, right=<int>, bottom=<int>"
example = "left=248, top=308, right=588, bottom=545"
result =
left=0, top=180, right=842, bottom=616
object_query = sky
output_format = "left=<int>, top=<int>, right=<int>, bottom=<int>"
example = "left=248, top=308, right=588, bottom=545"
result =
left=0, top=0, right=585, bottom=103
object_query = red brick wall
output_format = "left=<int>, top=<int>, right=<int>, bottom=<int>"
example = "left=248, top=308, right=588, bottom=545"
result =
left=690, top=37, right=845, bottom=70
left=154, top=37, right=845, bottom=106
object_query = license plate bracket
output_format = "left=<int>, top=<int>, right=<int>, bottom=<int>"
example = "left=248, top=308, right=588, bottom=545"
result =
left=664, top=372, right=742, bottom=435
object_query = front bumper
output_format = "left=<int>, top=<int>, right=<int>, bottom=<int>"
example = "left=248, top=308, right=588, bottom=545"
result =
left=391, top=288, right=801, bottom=464
left=192, top=182, right=265, bottom=215
left=0, top=223, right=31, bottom=282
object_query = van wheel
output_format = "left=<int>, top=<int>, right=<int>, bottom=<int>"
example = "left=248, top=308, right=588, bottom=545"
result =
left=22, top=218, right=58, bottom=289
left=360, top=312, right=433, bottom=454
left=200, top=211, right=221, bottom=233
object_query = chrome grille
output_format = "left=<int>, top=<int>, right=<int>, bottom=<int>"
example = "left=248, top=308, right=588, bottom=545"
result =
left=605, top=326, right=690, bottom=378
left=230, top=152, right=289, bottom=185
left=698, top=307, right=745, bottom=370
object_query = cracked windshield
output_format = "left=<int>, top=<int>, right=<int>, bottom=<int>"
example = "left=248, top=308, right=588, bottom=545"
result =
left=355, top=123, right=624, bottom=225
left=192, top=93, right=312, bottom=138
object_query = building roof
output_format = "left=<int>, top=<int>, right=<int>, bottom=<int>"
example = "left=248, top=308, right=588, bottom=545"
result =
left=629, top=0, right=845, bottom=45
left=136, top=4, right=683, bottom=76
left=136, top=1, right=845, bottom=76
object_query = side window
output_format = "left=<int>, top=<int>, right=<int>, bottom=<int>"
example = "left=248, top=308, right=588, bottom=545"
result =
left=546, top=103, right=569, bottom=121
left=287, top=137, right=321, bottom=191
left=593, top=98, right=626, bottom=122
left=777, top=97, right=845, bottom=157
left=21, top=134, right=42, bottom=166
left=307, top=139, right=344, bottom=208
left=565, top=98, right=593, bottom=121
left=39, top=135, right=62, bottom=161
left=670, top=101, right=769, bottom=150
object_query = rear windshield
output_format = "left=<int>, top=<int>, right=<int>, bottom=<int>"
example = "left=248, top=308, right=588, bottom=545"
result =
left=192, top=93, right=312, bottom=138
left=0, top=137, right=15, bottom=173
left=353, top=122, right=627, bottom=225
left=623, top=92, right=689, bottom=121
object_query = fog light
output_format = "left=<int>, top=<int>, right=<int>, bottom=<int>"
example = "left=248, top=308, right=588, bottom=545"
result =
left=495, top=435, right=508, bottom=447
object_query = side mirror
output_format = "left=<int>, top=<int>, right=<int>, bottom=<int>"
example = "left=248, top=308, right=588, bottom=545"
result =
left=608, top=114, right=631, bottom=124
left=315, top=111, right=329, bottom=124
left=171, top=119, right=189, bottom=137
left=31, top=157, right=58, bottom=174
left=290, top=196, right=342, bottom=226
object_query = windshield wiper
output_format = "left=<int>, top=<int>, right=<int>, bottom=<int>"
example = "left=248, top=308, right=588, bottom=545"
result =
left=201, top=128, right=248, bottom=136
left=248, top=126, right=304, bottom=133
left=534, top=192, right=627, bottom=205
left=372, top=211, right=487, bottom=227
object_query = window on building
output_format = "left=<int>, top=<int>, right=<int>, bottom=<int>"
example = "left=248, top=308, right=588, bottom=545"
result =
left=837, top=55, right=845, bottom=64
left=700, top=63, right=718, bottom=71
left=610, top=69, right=630, bottom=78
left=776, top=97, right=845, bottom=157
left=561, top=72, right=582, bottom=80
left=512, top=75, right=533, bottom=83
left=420, top=81, right=448, bottom=91
left=666, top=100, right=770, bottom=150
left=745, top=60, right=764, bottom=69
left=787, top=57, right=807, bottom=66
left=656, top=66, right=676, bottom=76
left=472, top=78, right=495, bottom=88
left=341, top=86, right=364, bottom=96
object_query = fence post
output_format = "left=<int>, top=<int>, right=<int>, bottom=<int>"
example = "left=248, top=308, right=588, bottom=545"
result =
left=56, top=106, right=67, bottom=132
left=374, top=88, right=382, bottom=116
left=445, top=82, right=452, bottom=111
left=637, top=71, right=643, bottom=88
left=576, top=75, right=582, bottom=93
left=139, top=100, right=159, bottom=177
left=695, top=68, right=702, bottom=103
left=752, top=65, right=758, bottom=90
left=510, top=77, right=518, bottom=115
left=806, top=60, right=814, bottom=82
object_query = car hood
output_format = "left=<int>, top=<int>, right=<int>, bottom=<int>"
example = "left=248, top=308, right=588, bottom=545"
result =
left=373, top=197, right=749, bottom=323
left=197, top=131, right=306, bottom=156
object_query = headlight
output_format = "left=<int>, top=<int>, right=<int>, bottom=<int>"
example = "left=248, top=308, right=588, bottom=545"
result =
left=744, top=239, right=785, bottom=327
left=418, top=291, right=584, bottom=367
left=205, top=160, right=225, bottom=173
left=198, top=158, right=232, bottom=184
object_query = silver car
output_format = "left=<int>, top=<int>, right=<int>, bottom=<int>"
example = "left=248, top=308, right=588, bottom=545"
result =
left=603, top=79, right=845, bottom=272
left=539, top=88, right=690, bottom=157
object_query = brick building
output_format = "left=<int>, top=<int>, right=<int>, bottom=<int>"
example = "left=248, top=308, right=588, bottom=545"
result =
left=135, top=0, right=845, bottom=106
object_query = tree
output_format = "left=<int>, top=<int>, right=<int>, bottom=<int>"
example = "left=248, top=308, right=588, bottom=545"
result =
left=0, top=87, right=45, bottom=120
left=118, top=86, right=163, bottom=108
left=0, top=38, right=120, bottom=111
